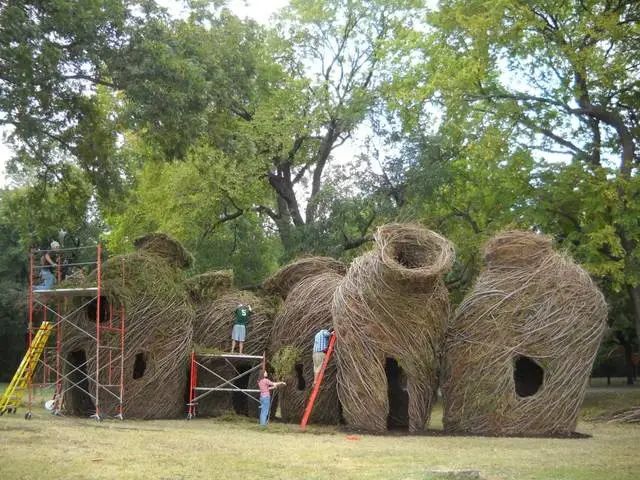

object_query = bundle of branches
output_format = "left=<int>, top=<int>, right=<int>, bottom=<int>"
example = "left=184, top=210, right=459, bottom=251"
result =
left=185, top=269, right=234, bottom=303
left=134, top=232, right=194, bottom=270
left=442, top=231, right=607, bottom=436
left=192, top=290, right=278, bottom=416
left=333, top=223, right=454, bottom=433
left=263, top=256, right=346, bottom=299
left=609, top=407, right=640, bottom=423
left=61, top=250, right=194, bottom=419
left=269, top=272, right=344, bottom=425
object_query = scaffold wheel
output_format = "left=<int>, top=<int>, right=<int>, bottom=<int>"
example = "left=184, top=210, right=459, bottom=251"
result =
left=24, top=412, right=32, bottom=420
left=187, top=412, right=193, bottom=420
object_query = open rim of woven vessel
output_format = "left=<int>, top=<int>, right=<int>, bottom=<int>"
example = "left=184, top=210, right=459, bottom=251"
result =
left=376, top=224, right=454, bottom=279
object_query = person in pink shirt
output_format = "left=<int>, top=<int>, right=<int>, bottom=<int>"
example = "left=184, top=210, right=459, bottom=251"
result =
left=257, top=370, right=285, bottom=426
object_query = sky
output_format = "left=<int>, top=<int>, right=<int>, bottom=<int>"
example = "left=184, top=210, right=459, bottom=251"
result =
left=0, top=0, right=290, bottom=188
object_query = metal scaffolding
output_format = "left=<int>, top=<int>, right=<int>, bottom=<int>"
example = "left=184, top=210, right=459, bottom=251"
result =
left=187, top=351, right=265, bottom=419
left=25, top=244, right=127, bottom=421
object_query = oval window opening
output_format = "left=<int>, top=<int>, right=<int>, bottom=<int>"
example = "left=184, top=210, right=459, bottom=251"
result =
left=295, top=363, right=306, bottom=391
left=514, top=356, right=544, bottom=397
left=133, top=352, right=147, bottom=379
left=87, top=297, right=110, bottom=324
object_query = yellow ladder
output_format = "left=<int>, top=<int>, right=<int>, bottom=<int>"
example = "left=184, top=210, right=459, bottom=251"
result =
left=0, top=321, right=53, bottom=415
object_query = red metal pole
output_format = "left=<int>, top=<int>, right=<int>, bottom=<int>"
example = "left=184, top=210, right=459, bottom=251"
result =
left=108, top=303, right=113, bottom=385
left=95, top=243, right=102, bottom=419
left=300, top=333, right=336, bottom=430
left=188, top=350, right=196, bottom=418
left=119, top=257, right=125, bottom=419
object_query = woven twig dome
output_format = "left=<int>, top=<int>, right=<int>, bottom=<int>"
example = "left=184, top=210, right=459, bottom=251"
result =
left=62, top=250, right=194, bottom=419
left=332, top=223, right=454, bottom=432
left=269, top=272, right=343, bottom=425
left=442, top=231, right=607, bottom=436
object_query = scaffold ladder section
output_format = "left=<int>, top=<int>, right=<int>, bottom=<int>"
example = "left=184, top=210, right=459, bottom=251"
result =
left=187, top=351, right=265, bottom=419
left=0, top=322, right=53, bottom=415
left=300, top=333, right=336, bottom=430
left=22, top=244, right=127, bottom=421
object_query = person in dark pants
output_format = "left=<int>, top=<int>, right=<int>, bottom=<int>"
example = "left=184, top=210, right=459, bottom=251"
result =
left=257, top=370, right=285, bottom=426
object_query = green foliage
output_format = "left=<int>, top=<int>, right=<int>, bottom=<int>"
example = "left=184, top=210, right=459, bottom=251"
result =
left=388, top=1, right=640, bottom=333
left=105, top=149, right=280, bottom=284
left=1, top=0, right=639, bottom=380
left=271, top=345, right=303, bottom=381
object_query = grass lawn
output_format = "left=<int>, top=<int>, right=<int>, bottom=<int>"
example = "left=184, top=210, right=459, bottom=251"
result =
left=1, top=380, right=639, bottom=480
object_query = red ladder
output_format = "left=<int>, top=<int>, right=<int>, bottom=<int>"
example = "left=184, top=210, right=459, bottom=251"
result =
left=300, top=333, right=336, bottom=430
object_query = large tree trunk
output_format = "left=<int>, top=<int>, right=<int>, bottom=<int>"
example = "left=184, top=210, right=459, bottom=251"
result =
left=273, top=197, right=298, bottom=257
left=622, top=339, right=635, bottom=386
left=628, top=285, right=640, bottom=349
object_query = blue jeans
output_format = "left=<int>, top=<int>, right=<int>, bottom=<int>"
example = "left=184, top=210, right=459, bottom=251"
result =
left=259, top=395, right=271, bottom=426
left=34, top=269, right=55, bottom=290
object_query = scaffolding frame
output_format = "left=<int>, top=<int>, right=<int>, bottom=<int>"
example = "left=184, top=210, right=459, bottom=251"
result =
left=187, top=351, right=266, bottom=419
left=26, top=244, right=127, bottom=421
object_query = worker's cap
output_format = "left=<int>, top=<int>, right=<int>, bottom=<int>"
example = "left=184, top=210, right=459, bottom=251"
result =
left=50, top=240, right=61, bottom=249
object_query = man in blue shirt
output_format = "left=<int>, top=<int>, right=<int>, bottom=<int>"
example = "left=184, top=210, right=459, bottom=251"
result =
left=312, top=328, right=334, bottom=386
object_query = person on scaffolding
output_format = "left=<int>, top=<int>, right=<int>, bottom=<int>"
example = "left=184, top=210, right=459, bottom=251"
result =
left=33, top=241, right=61, bottom=291
left=257, top=369, right=285, bottom=426
left=230, top=303, right=252, bottom=354
left=312, top=327, right=334, bottom=386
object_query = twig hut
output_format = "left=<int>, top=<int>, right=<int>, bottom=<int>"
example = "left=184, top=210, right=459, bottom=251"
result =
left=442, top=231, right=607, bottom=436
left=62, top=234, right=194, bottom=419
left=269, top=271, right=344, bottom=425
left=332, top=223, right=454, bottom=432
left=192, top=289, right=278, bottom=416
left=263, top=256, right=346, bottom=299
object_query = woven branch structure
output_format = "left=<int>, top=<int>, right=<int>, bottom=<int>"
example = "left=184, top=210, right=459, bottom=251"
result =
left=185, top=269, right=234, bottom=303
left=332, top=223, right=454, bottom=432
left=610, top=407, right=640, bottom=423
left=133, top=232, right=194, bottom=270
left=269, top=271, right=344, bottom=424
left=62, top=248, right=194, bottom=419
left=263, top=256, right=346, bottom=299
left=192, top=289, right=278, bottom=416
left=442, top=230, right=607, bottom=436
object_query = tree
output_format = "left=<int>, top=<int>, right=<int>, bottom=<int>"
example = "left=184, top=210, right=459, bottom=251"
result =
left=105, top=142, right=281, bottom=284
left=0, top=0, right=147, bottom=198
left=190, top=0, right=423, bottom=256
left=0, top=190, right=28, bottom=381
left=396, top=0, right=640, bottom=341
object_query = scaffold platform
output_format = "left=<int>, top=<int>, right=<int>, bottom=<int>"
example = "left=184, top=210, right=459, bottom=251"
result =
left=32, top=287, right=99, bottom=296
left=187, top=351, right=266, bottom=419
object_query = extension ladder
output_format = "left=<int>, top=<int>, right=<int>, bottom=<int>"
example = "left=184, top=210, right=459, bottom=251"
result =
left=0, top=321, right=53, bottom=416
left=300, top=333, right=336, bottom=430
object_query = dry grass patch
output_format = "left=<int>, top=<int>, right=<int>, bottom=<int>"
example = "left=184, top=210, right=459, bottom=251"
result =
left=1, top=384, right=639, bottom=479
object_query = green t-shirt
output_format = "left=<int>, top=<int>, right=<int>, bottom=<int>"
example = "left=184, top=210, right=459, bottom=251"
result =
left=234, top=306, right=252, bottom=326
